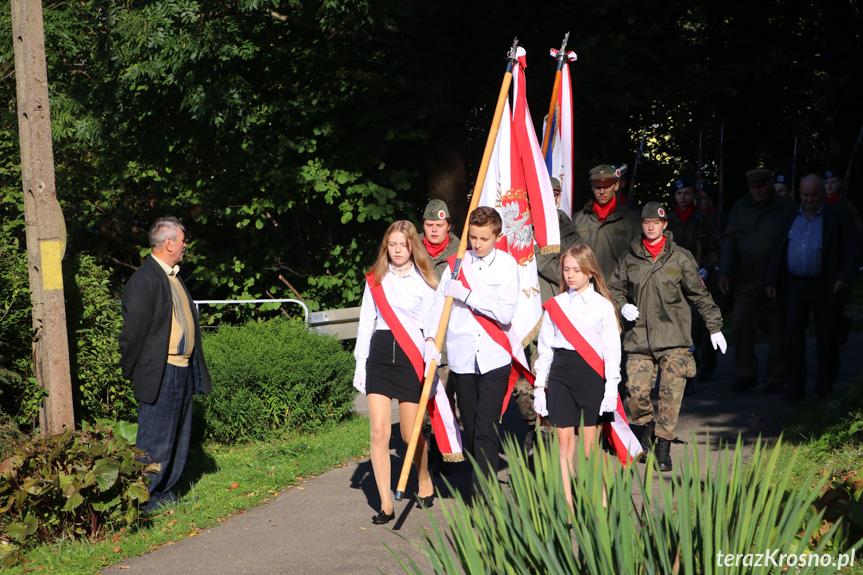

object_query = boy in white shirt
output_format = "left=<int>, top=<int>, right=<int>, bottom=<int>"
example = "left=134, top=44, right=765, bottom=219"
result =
left=426, top=207, right=521, bottom=497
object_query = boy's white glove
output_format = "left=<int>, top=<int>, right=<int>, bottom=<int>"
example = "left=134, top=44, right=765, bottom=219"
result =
left=424, top=340, right=441, bottom=374
left=445, top=281, right=471, bottom=302
left=621, top=303, right=639, bottom=321
left=533, top=387, right=548, bottom=417
left=710, top=332, right=727, bottom=354
left=353, top=367, right=366, bottom=394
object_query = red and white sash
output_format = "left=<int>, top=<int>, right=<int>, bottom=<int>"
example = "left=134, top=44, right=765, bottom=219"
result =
left=367, top=272, right=463, bottom=461
left=543, top=295, right=642, bottom=465
left=447, top=255, right=535, bottom=416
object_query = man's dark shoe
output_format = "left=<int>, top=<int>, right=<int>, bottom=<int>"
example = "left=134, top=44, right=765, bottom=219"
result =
left=684, top=378, right=695, bottom=396
left=731, top=377, right=757, bottom=393
left=631, top=421, right=655, bottom=455
left=655, top=438, right=673, bottom=472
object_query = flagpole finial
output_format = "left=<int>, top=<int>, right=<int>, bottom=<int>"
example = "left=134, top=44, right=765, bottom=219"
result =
left=508, top=37, right=519, bottom=61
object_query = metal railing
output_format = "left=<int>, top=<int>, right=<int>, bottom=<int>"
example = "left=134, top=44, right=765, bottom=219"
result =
left=194, top=299, right=309, bottom=326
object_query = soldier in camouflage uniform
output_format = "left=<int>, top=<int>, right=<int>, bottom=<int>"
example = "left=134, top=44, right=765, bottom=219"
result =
left=573, top=164, right=642, bottom=282
left=421, top=200, right=460, bottom=468
left=609, top=202, right=726, bottom=471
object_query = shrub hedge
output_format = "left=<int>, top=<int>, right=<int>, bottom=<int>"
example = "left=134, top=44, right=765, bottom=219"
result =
left=200, top=317, right=356, bottom=441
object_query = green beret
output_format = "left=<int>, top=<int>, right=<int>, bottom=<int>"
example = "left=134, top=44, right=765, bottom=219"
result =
left=550, top=177, right=561, bottom=191
left=641, top=201, right=668, bottom=220
left=423, top=199, right=451, bottom=221
left=746, top=168, right=772, bottom=184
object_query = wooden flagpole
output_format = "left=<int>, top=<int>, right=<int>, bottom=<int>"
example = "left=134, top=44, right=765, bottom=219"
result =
left=394, top=39, right=520, bottom=501
left=540, top=33, right=569, bottom=159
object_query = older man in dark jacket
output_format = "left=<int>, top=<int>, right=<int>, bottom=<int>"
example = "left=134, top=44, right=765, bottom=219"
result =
left=119, top=217, right=211, bottom=512
left=766, top=175, right=859, bottom=401
left=718, top=169, right=793, bottom=393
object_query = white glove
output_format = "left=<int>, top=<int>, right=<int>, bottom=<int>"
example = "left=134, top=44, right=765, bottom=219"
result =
left=600, top=379, right=618, bottom=415
left=621, top=303, right=639, bottom=321
left=699, top=268, right=708, bottom=280
left=533, top=387, right=548, bottom=417
left=710, top=332, right=727, bottom=354
left=445, top=280, right=471, bottom=302
left=423, top=340, right=441, bottom=374
left=599, top=395, right=617, bottom=415
left=353, top=367, right=366, bottom=394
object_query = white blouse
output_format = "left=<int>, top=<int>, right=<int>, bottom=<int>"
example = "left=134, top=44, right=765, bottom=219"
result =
left=534, top=284, right=621, bottom=389
left=354, top=265, right=435, bottom=368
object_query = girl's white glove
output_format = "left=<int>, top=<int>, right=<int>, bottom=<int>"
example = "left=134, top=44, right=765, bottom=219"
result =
left=533, top=387, right=548, bottom=417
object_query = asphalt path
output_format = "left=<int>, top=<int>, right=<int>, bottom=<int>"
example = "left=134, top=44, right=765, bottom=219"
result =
left=103, top=332, right=863, bottom=574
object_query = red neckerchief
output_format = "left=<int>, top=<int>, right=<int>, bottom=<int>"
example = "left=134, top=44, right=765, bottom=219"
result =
left=704, top=206, right=714, bottom=215
left=826, top=194, right=840, bottom=204
left=592, top=195, right=618, bottom=222
left=423, top=235, right=449, bottom=258
left=643, top=236, right=666, bottom=259
left=675, top=204, right=695, bottom=225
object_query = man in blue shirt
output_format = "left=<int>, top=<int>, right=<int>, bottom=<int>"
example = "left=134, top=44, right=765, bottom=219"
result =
left=765, top=174, right=859, bottom=401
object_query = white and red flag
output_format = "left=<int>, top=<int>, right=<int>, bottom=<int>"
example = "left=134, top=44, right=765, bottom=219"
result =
left=543, top=48, right=577, bottom=219
left=479, top=47, right=558, bottom=346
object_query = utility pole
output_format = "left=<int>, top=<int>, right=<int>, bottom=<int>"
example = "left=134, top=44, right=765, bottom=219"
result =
left=10, top=0, right=74, bottom=435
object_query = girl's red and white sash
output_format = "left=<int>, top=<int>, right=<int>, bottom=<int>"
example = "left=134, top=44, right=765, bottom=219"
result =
left=543, top=295, right=642, bottom=465
left=367, top=272, right=463, bottom=461
left=447, top=255, right=534, bottom=416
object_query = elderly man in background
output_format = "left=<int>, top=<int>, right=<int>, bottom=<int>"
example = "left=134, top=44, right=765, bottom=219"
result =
left=765, top=175, right=858, bottom=401
left=718, top=169, right=792, bottom=394
left=119, top=217, right=211, bottom=512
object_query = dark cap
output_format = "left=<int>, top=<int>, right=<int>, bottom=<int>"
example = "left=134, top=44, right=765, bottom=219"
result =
left=671, top=177, right=697, bottom=191
left=589, top=164, right=621, bottom=186
left=550, top=177, right=561, bottom=191
left=641, top=201, right=668, bottom=220
left=746, top=168, right=772, bottom=184
left=824, top=168, right=843, bottom=180
left=423, top=199, right=450, bottom=221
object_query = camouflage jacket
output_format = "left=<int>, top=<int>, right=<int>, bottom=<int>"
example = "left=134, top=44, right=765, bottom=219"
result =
left=572, top=198, right=641, bottom=282
left=609, top=232, right=723, bottom=358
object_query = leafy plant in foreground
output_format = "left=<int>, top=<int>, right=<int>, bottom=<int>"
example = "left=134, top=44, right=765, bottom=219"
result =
left=0, top=422, right=154, bottom=568
left=395, top=435, right=849, bottom=574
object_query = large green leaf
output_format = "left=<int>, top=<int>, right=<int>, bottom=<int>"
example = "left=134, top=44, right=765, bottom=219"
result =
left=93, top=459, right=120, bottom=491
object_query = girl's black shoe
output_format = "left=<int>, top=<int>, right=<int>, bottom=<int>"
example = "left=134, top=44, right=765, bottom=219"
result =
left=372, top=509, right=395, bottom=524
left=417, top=494, right=435, bottom=509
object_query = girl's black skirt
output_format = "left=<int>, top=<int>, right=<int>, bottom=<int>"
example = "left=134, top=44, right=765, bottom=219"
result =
left=365, top=330, right=421, bottom=403
left=547, top=348, right=604, bottom=428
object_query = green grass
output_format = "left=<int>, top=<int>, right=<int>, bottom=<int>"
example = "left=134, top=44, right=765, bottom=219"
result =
left=6, top=415, right=370, bottom=574
left=766, top=381, right=863, bottom=574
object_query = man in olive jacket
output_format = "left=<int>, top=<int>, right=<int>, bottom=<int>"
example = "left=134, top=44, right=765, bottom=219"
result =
left=609, top=203, right=725, bottom=471
left=718, top=168, right=793, bottom=393
left=119, top=217, right=211, bottom=512
left=573, top=164, right=641, bottom=282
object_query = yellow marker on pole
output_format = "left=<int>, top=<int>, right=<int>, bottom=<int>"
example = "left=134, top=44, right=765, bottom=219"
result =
left=40, top=240, right=64, bottom=290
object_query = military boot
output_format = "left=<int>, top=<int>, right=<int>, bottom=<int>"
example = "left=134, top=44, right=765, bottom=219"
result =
left=656, top=438, right=673, bottom=472
left=631, top=421, right=655, bottom=455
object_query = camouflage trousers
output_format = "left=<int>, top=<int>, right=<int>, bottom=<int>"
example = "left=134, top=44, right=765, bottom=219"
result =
left=513, top=377, right=537, bottom=426
left=624, top=348, right=696, bottom=441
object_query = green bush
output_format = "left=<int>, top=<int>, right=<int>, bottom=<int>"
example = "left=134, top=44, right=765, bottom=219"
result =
left=0, top=422, right=154, bottom=568
left=0, top=226, right=34, bottom=426
left=200, top=317, right=356, bottom=441
left=0, top=224, right=135, bottom=428
left=64, top=256, right=135, bottom=424
left=396, top=436, right=855, bottom=575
